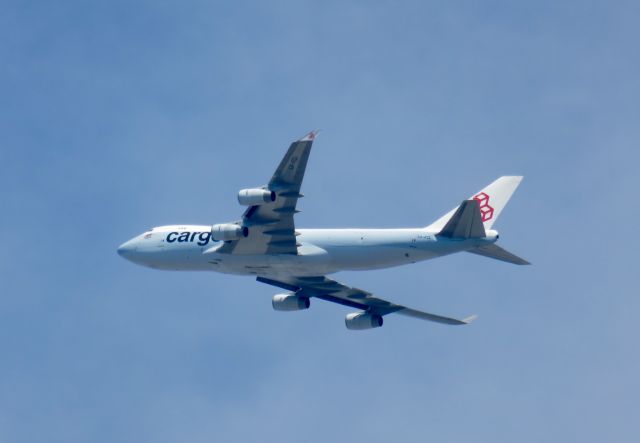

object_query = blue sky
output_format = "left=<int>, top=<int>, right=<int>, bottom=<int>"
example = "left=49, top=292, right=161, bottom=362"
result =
left=1, top=1, right=639, bottom=441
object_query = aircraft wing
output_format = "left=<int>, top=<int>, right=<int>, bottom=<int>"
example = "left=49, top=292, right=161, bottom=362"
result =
left=217, top=131, right=316, bottom=255
left=257, top=275, right=476, bottom=326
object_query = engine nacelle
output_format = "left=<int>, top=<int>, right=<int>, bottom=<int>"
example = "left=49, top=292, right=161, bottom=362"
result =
left=272, top=292, right=311, bottom=311
left=345, top=312, right=383, bottom=330
left=238, top=188, right=276, bottom=206
left=210, top=223, right=249, bottom=241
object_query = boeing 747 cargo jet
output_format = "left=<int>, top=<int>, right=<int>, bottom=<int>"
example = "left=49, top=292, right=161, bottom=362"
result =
left=118, top=131, right=528, bottom=330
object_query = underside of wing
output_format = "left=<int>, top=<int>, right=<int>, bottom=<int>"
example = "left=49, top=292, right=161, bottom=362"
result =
left=257, top=275, right=475, bottom=328
left=217, top=131, right=316, bottom=255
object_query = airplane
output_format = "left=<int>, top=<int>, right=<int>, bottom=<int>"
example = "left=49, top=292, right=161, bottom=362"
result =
left=117, top=131, right=529, bottom=330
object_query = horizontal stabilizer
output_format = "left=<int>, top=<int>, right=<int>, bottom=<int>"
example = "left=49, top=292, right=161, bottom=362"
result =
left=438, top=200, right=486, bottom=239
left=467, top=244, right=530, bottom=265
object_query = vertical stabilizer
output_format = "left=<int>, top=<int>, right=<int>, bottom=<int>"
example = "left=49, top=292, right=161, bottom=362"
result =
left=427, top=176, right=523, bottom=231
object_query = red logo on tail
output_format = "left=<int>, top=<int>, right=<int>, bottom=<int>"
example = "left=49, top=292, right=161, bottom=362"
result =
left=473, top=192, right=494, bottom=222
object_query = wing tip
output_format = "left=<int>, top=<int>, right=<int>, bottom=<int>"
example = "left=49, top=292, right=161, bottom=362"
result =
left=299, top=129, right=320, bottom=142
left=461, top=314, right=478, bottom=324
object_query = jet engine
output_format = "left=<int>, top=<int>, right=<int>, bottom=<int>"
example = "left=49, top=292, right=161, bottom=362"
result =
left=238, top=188, right=276, bottom=206
left=345, top=312, right=383, bottom=330
left=272, top=293, right=311, bottom=311
left=210, top=223, right=249, bottom=241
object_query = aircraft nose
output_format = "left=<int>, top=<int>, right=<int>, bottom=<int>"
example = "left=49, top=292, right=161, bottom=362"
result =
left=117, top=239, right=137, bottom=259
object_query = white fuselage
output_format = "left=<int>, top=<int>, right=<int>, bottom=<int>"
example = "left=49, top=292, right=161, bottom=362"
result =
left=118, top=225, right=498, bottom=279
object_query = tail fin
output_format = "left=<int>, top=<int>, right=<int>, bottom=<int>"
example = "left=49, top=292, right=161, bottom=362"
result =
left=427, top=176, right=523, bottom=231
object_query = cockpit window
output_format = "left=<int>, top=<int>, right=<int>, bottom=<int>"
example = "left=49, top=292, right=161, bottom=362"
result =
left=143, top=232, right=153, bottom=239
